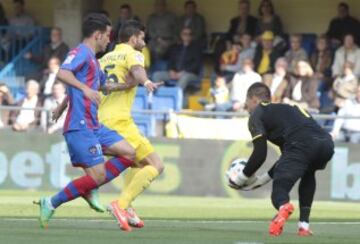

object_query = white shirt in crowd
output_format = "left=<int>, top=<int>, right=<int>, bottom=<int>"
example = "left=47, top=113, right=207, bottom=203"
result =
left=292, top=80, right=303, bottom=101
left=270, top=74, right=284, bottom=95
left=43, top=73, right=57, bottom=96
left=332, top=98, right=360, bottom=134
left=16, top=95, right=38, bottom=125
left=332, top=46, right=360, bottom=78
left=231, top=70, right=262, bottom=104
left=41, top=94, right=67, bottom=133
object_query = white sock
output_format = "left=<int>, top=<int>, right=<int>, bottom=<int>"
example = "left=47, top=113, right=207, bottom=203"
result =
left=298, top=221, right=310, bottom=230
left=46, top=197, right=55, bottom=210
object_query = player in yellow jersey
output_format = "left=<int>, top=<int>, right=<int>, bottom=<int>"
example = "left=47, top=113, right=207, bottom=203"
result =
left=98, top=20, right=164, bottom=232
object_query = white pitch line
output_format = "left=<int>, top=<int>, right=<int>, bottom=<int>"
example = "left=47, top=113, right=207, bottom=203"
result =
left=1, top=218, right=360, bottom=225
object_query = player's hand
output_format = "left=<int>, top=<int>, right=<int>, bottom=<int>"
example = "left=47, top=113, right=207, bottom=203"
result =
left=241, top=172, right=272, bottom=191
left=144, top=80, right=163, bottom=92
left=83, top=86, right=101, bottom=105
left=228, top=170, right=256, bottom=190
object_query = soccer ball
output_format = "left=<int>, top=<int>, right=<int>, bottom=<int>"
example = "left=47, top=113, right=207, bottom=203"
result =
left=225, top=158, right=247, bottom=184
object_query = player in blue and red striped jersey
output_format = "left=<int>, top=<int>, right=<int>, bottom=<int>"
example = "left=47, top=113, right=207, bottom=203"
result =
left=35, top=13, right=138, bottom=230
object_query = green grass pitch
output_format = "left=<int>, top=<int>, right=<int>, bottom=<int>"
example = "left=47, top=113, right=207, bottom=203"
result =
left=1, top=190, right=360, bottom=244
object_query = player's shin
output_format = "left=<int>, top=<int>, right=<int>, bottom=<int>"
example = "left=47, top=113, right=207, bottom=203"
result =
left=117, top=165, right=159, bottom=209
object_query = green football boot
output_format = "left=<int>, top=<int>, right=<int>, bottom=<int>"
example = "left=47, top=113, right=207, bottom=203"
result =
left=83, top=189, right=105, bottom=213
left=34, top=197, right=55, bottom=229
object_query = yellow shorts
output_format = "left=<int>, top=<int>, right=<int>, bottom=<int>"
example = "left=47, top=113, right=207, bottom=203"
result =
left=103, top=118, right=154, bottom=163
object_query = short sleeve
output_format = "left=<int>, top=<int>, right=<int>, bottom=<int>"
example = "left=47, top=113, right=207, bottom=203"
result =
left=248, top=106, right=266, bottom=141
left=61, top=49, right=87, bottom=72
left=126, top=51, right=145, bottom=70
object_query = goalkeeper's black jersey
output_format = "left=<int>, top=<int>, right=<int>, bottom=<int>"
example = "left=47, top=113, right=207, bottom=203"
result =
left=247, top=103, right=326, bottom=149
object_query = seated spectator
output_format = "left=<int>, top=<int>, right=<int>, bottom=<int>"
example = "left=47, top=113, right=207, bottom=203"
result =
left=283, top=60, right=320, bottom=112
left=8, top=0, right=35, bottom=51
left=285, top=34, right=308, bottom=74
left=262, top=57, right=289, bottom=103
left=227, top=0, right=258, bottom=41
left=200, top=75, right=229, bottom=111
left=41, top=57, right=61, bottom=96
left=152, top=27, right=202, bottom=90
left=255, top=0, right=283, bottom=37
left=326, top=2, right=360, bottom=47
left=230, top=58, right=262, bottom=111
left=330, top=85, right=360, bottom=143
left=114, top=4, right=140, bottom=40
left=332, top=61, right=358, bottom=109
left=147, top=0, right=178, bottom=60
left=25, top=27, right=69, bottom=70
left=220, top=33, right=255, bottom=81
left=253, top=31, right=282, bottom=75
left=41, top=81, right=67, bottom=134
left=178, top=0, right=206, bottom=49
left=11, top=80, right=42, bottom=131
left=0, top=83, right=14, bottom=128
left=310, top=34, right=333, bottom=80
left=0, top=3, right=9, bottom=64
left=332, top=34, right=360, bottom=78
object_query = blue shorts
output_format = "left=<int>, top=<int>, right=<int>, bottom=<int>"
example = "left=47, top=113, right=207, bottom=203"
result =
left=64, top=124, right=123, bottom=168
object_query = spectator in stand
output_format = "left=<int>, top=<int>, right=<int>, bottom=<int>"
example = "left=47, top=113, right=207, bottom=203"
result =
left=11, top=80, right=42, bottom=132
left=230, top=58, right=262, bottom=111
left=0, top=3, right=9, bottom=64
left=310, top=34, right=333, bottom=80
left=25, top=27, right=69, bottom=70
left=253, top=31, right=282, bottom=75
left=9, top=0, right=34, bottom=39
left=255, top=0, right=283, bottom=37
left=178, top=0, right=206, bottom=49
left=152, top=27, right=202, bottom=90
left=41, top=81, right=67, bottom=134
left=262, top=57, right=289, bottom=103
left=285, top=34, right=308, bottom=74
left=227, top=0, right=257, bottom=41
left=326, top=2, right=360, bottom=47
left=332, top=34, right=360, bottom=78
left=330, top=85, right=360, bottom=143
left=0, top=83, right=14, bottom=128
left=220, top=33, right=255, bottom=81
left=114, top=4, right=140, bottom=42
left=147, top=0, right=177, bottom=60
left=332, top=61, right=358, bottom=109
left=200, top=75, right=229, bottom=111
left=41, top=56, right=61, bottom=96
left=283, top=60, right=320, bottom=112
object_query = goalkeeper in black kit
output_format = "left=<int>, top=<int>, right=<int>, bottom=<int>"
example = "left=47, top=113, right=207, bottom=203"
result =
left=228, top=83, right=334, bottom=237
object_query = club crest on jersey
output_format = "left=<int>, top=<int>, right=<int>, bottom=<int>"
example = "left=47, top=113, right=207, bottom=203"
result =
left=135, top=53, right=144, bottom=63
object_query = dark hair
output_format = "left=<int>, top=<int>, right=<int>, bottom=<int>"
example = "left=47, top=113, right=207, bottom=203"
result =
left=118, top=20, right=145, bottom=42
left=258, top=0, right=275, bottom=16
left=82, top=13, right=112, bottom=38
left=13, top=0, right=24, bottom=5
left=120, top=4, right=131, bottom=10
left=339, top=2, right=349, bottom=11
left=247, top=82, right=271, bottom=101
left=184, top=0, right=196, bottom=8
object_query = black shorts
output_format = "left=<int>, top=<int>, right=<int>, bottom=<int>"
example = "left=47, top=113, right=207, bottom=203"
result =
left=272, top=132, right=334, bottom=181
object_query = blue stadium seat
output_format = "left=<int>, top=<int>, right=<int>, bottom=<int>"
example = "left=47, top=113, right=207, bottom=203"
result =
left=152, top=87, right=183, bottom=120
left=133, top=86, right=149, bottom=111
left=301, top=33, right=317, bottom=57
left=132, top=114, right=156, bottom=137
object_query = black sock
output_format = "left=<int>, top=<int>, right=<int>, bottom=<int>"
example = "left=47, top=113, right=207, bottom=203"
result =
left=299, top=206, right=311, bottom=223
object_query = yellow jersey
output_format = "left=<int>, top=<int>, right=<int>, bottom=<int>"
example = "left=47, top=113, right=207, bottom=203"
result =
left=98, top=43, right=145, bottom=121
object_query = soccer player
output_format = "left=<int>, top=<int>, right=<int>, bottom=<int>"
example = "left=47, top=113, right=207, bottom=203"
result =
left=228, top=83, right=334, bottom=236
left=35, top=13, right=138, bottom=229
left=98, top=20, right=164, bottom=232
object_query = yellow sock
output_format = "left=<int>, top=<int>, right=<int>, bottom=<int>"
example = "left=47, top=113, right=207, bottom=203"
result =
left=118, top=165, right=159, bottom=209
left=123, top=168, right=140, bottom=189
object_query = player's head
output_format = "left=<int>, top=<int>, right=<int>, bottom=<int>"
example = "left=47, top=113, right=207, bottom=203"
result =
left=118, top=20, right=146, bottom=51
left=245, top=82, right=271, bottom=113
left=82, top=13, right=112, bottom=53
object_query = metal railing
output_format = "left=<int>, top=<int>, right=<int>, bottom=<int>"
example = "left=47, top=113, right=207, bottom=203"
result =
left=0, top=105, right=359, bottom=134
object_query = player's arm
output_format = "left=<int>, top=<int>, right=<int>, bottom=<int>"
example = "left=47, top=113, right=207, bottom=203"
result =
left=130, top=65, right=162, bottom=92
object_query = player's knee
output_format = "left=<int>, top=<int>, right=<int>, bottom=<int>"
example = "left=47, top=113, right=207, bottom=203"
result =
left=156, top=162, right=164, bottom=174
left=123, top=146, right=136, bottom=162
